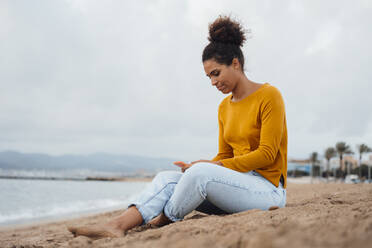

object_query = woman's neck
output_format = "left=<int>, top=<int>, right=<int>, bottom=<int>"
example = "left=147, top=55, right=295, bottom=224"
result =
left=231, top=74, right=260, bottom=102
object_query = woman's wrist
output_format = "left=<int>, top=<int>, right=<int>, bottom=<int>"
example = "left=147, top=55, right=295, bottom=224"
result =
left=191, top=160, right=223, bottom=166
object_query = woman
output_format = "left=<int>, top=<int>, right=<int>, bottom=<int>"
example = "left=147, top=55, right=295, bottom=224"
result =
left=68, top=15, right=287, bottom=239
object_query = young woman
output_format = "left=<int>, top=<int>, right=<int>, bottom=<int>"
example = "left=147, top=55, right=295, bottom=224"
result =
left=68, top=15, right=287, bottom=239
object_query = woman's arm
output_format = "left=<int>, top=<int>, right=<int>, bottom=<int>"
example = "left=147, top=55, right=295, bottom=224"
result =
left=219, top=88, right=286, bottom=172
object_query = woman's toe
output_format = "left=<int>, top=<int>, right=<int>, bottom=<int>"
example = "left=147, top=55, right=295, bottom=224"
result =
left=67, top=225, right=118, bottom=239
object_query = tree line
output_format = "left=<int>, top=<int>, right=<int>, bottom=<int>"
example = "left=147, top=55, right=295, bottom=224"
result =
left=310, top=142, right=372, bottom=181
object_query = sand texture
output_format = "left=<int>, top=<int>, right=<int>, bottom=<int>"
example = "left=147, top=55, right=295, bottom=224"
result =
left=1, top=183, right=372, bottom=248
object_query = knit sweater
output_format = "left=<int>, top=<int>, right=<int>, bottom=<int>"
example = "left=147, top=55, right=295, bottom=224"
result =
left=211, top=83, right=288, bottom=188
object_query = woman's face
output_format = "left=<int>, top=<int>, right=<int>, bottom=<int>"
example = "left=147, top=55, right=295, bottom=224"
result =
left=203, top=58, right=241, bottom=94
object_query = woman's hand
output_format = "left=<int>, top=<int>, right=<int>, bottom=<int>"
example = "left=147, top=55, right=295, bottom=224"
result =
left=173, top=161, right=192, bottom=173
left=191, top=159, right=223, bottom=166
left=173, top=160, right=223, bottom=173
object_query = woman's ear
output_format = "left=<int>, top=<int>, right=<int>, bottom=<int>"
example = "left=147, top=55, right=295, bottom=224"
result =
left=232, top=58, right=240, bottom=70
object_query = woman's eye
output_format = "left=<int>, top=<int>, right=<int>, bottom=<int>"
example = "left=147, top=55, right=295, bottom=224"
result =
left=213, top=71, right=220, bottom=76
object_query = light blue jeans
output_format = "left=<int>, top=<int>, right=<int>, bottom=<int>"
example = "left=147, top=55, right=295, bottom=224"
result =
left=128, top=162, right=286, bottom=223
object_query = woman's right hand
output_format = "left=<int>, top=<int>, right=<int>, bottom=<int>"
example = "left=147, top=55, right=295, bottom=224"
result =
left=173, top=161, right=193, bottom=173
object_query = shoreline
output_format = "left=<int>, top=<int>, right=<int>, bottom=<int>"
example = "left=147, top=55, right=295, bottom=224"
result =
left=0, top=178, right=152, bottom=229
left=1, top=183, right=372, bottom=248
left=0, top=205, right=128, bottom=231
left=0, top=175, right=154, bottom=182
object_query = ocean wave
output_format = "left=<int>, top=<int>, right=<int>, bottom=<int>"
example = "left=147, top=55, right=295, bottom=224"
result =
left=0, top=168, right=127, bottom=179
left=0, top=197, right=136, bottom=225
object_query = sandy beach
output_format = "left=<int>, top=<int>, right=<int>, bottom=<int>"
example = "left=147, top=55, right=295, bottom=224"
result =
left=1, top=183, right=371, bottom=248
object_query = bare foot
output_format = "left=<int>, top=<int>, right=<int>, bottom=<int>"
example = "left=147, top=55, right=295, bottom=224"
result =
left=148, top=213, right=173, bottom=227
left=67, top=223, right=124, bottom=240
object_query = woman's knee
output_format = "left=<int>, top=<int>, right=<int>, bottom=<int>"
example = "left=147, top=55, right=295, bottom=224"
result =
left=186, top=162, right=215, bottom=174
left=152, top=170, right=182, bottom=185
left=182, top=163, right=214, bottom=184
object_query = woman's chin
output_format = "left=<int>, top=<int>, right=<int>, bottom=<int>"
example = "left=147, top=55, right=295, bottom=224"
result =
left=220, top=88, right=230, bottom=94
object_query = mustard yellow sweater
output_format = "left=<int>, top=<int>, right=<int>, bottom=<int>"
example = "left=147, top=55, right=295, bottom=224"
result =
left=212, top=83, right=287, bottom=188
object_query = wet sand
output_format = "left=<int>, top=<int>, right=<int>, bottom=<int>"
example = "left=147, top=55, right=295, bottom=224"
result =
left=1, top=183, right=372, bottom=248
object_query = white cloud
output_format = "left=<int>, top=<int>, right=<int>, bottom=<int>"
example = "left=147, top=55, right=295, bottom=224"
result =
left=305, top=21, right=342, bottom=55
left=0, top=0, right=371, bottom=161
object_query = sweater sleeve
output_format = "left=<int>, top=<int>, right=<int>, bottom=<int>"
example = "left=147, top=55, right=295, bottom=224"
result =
left=211, top=104, right=233, bottom=161
left=219, top=88, right=285, bottom=171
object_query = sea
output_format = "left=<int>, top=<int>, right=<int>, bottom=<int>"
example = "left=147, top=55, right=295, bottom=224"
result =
left=0, top=178, right=149, bottom=227
left=0, top=164, right=310, bottom=227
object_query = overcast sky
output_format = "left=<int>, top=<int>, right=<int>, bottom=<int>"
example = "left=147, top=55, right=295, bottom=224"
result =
left=1, top=0, right=371, bottom=161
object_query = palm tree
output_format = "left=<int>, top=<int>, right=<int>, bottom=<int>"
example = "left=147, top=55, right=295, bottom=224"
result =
left=357, top=144, right=372, bottom=180
left=324, top=147, right=336, bottom=182
left=335, top=142, right=353, bottom=177
left=310, top=152, right=318, bottom=182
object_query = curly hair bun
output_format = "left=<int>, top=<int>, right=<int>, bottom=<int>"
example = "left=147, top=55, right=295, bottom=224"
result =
left=208, top=15, right=246, bottom=47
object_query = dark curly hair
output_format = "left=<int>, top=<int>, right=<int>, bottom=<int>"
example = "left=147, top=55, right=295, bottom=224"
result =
left=202, top=15, right=247, bottom=71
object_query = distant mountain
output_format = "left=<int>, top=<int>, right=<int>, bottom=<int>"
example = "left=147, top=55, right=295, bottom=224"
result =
left=0, top=150, right=179, bottom=174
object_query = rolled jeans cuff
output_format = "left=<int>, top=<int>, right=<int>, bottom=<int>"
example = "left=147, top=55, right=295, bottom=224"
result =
left=163, top=201, right=183, bottom=222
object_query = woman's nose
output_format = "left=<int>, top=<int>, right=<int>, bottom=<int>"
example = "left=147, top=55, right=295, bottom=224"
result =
left=211, top=79, right=218, bottom=86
